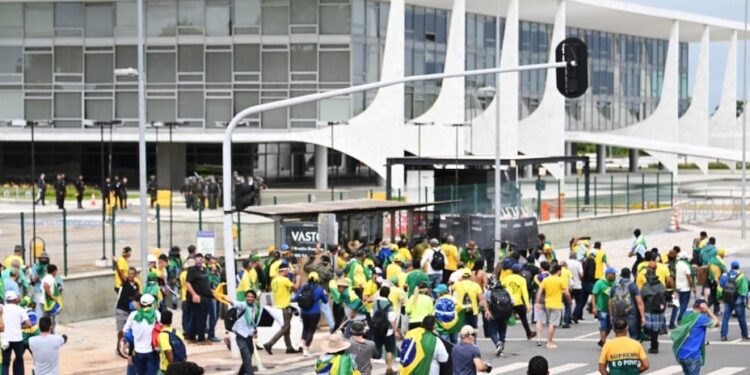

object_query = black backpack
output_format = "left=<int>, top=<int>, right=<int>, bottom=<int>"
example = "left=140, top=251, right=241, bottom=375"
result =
left=224, top=306, right=241, bottom=331
left=642, top=275, right=666, bottom=314
left=430, top=249, right=445, bottom=271
left=489, top=287, right=513, bottom=320
left=611, top=283, right=633, bottom=318
left=298, top=285, right=315, bottom=310
left=723, top=274, right=740, bottom=303
left=582, top=257, right=596, bottom=283
left=370, top=300, right=392, bottom=339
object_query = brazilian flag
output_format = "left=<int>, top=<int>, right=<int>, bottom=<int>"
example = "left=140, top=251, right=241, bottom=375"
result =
left=315, top=353, right=361, bottom=375
left=400, top=327, right=437, bottom=375
left=435, top=296, right=464, bottom=335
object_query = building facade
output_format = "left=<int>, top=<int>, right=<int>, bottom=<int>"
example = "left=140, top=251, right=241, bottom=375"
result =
left=0, top=0, right=743, bottom=189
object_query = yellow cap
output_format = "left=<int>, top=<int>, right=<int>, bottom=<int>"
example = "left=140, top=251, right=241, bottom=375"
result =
left=308, top=272, right=320, bottom=282
left=718, top=248, right=726, bottom=256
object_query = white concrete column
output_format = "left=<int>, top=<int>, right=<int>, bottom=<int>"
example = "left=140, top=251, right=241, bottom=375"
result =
left=314, top=144, right=328, bottom=190
left=710, top=31, right=739, bottom=168
left=678, top=25, right=710, bottom=174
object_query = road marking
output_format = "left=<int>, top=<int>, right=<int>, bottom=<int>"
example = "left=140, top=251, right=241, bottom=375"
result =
left=573, top=331, right=601, bottom=339
left=706, top=368, right=746, bottom=375
left=256, top=358, right=318, bottom=374
left=547, top=363, right=587, bottom=373
left=647, top=365, right=683, bottom=375
left=489, top=362, right=528, bottom=374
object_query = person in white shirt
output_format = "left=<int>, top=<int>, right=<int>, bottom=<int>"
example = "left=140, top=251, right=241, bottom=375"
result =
left=40, top=265, right=61, bottom=333
left=123, top=294, right=161, bottom=375
left=670, top=251, right=695, bottom=329
left=423, top=315, right=448, bottom=375
left=566, top=253, right=585, bottom=323
left=2, top=290, right=31, bottom=375
left=29, top=316, right=67, bottom=375
left=420, top=239, right=445, bottom=289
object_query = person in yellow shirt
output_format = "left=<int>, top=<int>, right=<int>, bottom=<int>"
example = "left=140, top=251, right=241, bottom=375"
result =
left=362, top=268, right=382, bottom=311
left=236, top=256, right=261, bottom=300
left=386, top=255, right=404, bottom=281
left=451, top=270, right=490, bottom=329
left=636, top=252, right=671, bottom=289
left=593, top=242, right=608, bottom=280
left=179, top=259, right=194, bottom=335
left=263, top=264, right=302, bottom=354
left=157, top=311, right=186, bottom=373
left=396, top=240, right=413, bottom=263
left=504, top=263, right=535, bottom=339
left=441, top=236, right=459, bottom=284
left=387, top=277, right=405, bottom=316
left=598, top=319, right=650, bottom=375
left=3, top=246, right=25, bottom=270
left=405, top=282, right=434, bottom=330
left=534, top=264, right=571, bottom=349
left=114, top=246, right=132, bottom=292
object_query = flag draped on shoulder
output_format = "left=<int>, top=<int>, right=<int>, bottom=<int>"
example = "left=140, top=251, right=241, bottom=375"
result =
left=671, top=313, right=705, bottom=364
left=434, top=296, right=464, bottom=335
left=315, top=353, right=361, bottom=375
left=400, top=328, right=437, bottom=375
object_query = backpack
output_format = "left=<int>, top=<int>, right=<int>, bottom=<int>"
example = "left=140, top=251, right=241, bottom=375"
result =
left=298, top=285, right=316, bottom=310
left=369, top=300, right=392, bottom=339
left=489, top=287, right=513, bottom=320
left=611, top=283, right=633, bottom=318
left=224, top=306, right=241, bottom=331
left=165, top=329, right=187, bottom=363
left=430, top=249, right=445, bottom=271
left=582, top=257, right=596, bottom=283
left=641, top=275, right=666, bottom=314
left=723, top=273, right=740, bottom=303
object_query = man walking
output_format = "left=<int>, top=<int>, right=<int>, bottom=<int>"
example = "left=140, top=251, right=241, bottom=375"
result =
left=116, top=267, right=139, bottom=357
left=592, top=267, right=617, bottom=347
left=598, top=319, right=650, bottom=375
left=185, top=254, right=212, bottom=344
left=263, top=264, right=302, bottom=354
left=231, top=290, right=261, bottom=375
left=41, top=264, right=62, bottom=332
left=29, top=316, right=67, bottom=375
left=534, top=264, right=570, bottom=349
left=718, top=260, right=749, bottom=341
left=440, top=236, right=459, bottom=285
left=628, top=229, right=647, bottom=276
left=671, top=299, right=719, bottom=375
left=2, top=291, right=31, bottom=375
left=123, top=294, right=161, bottom=375
left=157, top=311, right=186, bottom=373
left=670, top=252, right=694, bottom=329
left=421, top=239, right=445, bottom=289
left=102, top=176, right=111, bottom=207
left=120, top=177, right=129, bottom=209
left=400, top=315, right=448, bottom=375
left=54, top=173, right=66, bottom=210
left=609, top=268, right=645, bottom=340
left=566, top=252, right=585, bottom=323
left=147, top=175, right=158, bottom=208
left=640, top=265, right=667, bottom=353
left=504, top=263, right=535, bottom=339
left=74, top=175, right=85, bottom=209
left=451, top=325, right=492, bottom=375
left=346, top=321, right=376, bottom=375
left=35, top=173, right=46, bottom=205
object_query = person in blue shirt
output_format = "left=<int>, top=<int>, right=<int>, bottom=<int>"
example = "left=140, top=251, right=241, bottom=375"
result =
left=298, top=271, right=328, bottom=358
left=718, top=261, right=749, bottom=341
left=671, top=299, right=720, bottom=375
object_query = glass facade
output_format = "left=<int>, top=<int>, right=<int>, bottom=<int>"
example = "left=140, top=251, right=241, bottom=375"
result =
left=465, top=13, right=499, bottom=120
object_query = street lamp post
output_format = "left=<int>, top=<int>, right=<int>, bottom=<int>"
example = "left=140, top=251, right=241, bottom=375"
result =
left=494, top=0, right=503, bottom=249
left=410, top=121, right=433, bottom=203
left=449, top=122, right=471, bottom=213
left=84, top=119, right=122, bottom=261
left=317, top=121, right=347, bottom=201
left=152, top=121, right=186, bottom=251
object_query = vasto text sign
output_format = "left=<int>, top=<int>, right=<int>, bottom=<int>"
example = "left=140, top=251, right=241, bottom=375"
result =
left=280, top=222, right=319, bottom=255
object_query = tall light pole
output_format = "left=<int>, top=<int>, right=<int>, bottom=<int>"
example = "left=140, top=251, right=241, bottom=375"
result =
left=448, top=122, right=471, bottom=213
left=493, top=0, right=503, bottom=248
left=137, top=0, right=149, bottom=284
left=742, top=0, right=748, bottom=239
left=152, top=121, right=186, bottom=250
left=317, top=121, right=347, bottom=201
left=410, top=121, right=433, bottom=203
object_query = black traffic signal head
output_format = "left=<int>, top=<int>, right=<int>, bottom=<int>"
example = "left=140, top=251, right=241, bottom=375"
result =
left=555, top=37, right=588, bottom=99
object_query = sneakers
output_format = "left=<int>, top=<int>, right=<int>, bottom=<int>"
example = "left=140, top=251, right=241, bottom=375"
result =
left=527, top=332, right=537, bottom=340
left=303, top=351, right=311, bottom=358
left=208, top=336, right=222, bottom=343
left=263, top=343, right=273, bottom=355
left=721, top=337, right=728, bottom=342
left=286, top=347, right=303, bottom=354
left=561, top=323, right=571, bottom=329
left=536, top=341, right=543, bottom=347
left=373, top=358, right=386, bottom=364
left=494, top=342, right=504, bottom=357
left=648, top=348, right=658, bottom=354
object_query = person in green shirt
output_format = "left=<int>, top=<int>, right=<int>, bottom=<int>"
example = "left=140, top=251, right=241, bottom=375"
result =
left=404, top=261, right=430, bottom=297
left=592, top=267, right=618, bottom=347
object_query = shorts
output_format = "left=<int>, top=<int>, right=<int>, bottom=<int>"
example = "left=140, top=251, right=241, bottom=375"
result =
left=535, top=308, right=562, bottom=327
left=373, top=333, right=397, bottom=355
left=597, top=312, right=613, bottom=332
left=116, top=308, right=130, bottom=331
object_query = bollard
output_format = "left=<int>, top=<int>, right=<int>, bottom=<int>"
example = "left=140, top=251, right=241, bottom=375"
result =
left=594, top=176, right=598, bottom=216
left=156, top=204, right=161, bottom=249
left=626, top=174, right=630, bottom=212
left=576, top=177, right=581, bottom=218
left=20, top=212, right=25, bottom=255
left=111, top=208, right=116, bottom=269
left=339, top=191, right=343, bottom=201
left=198, top=205, right=203, bottom=231
left=63, top=209, right=68, bottom=276
left=610, top=175, right=614, bottom=214
left=237, top=211, right=242, bottom=253
left=308, top=193, right=312, bottom=203
left=273, top=196, right=277, bottom=205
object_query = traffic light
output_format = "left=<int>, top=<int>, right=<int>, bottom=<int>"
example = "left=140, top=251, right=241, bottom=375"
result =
left=555, top=37, right=588, bottom=99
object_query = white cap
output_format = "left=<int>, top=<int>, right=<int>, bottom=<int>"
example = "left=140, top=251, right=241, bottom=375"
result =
left=140, top=293, right=156, bottom=306
left=4, top=290, right=18, bottom=301
left=147, top=255, right=157, bottom=263
left=459, top=325, right=475, bottom=337
left=677, top=252, right=689, bottom=260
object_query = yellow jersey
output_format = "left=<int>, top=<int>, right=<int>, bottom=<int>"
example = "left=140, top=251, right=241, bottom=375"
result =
left=386, top=263, right=403, bottom=281
left=158, top=327, right=185, bottom=372
left=397, top=247, right=413, bottom=262
left=115, top=256, right=129, bottom=289
left=636, top=263, right=671, bottom=289
left=503, top=273, right=530, bottom=307
left=451, top=279, right=483, bottom=315
left=441, top=244, right=459, bottom=271
left=540, top=275, right=567, bottom=310
left=271, top=276, right=294, bottom=308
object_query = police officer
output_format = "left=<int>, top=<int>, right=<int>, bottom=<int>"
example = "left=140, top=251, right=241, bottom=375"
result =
left=147, top=175, right=158, bottom=208
left=54, top=173, right=66, bottom=209
left=75, top=175, right=85, bottom=209
left=207, top=177, right=219, bottom=210
left=35, top=173, right=46, bottom=205
left=119, top=177, right=129, bottom=209
left=102, top=176, right=112, bottom=207
left=113, top=176, right=122, bottom=209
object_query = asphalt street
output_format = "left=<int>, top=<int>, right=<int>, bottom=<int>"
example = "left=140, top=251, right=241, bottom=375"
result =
left=234, top=309, right=750, bottom=375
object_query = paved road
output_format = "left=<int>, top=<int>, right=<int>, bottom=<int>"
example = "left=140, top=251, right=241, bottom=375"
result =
left=224, top=312, right=750, bottom=375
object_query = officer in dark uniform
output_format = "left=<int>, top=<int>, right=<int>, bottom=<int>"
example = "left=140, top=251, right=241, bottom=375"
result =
left=147, top=175, right=158, bottom=208
left=54, top=173, right=66, bottom=209
left=75, top=175, right=85, bottom=209
left=192, top=177, right=205, bottom=211
left=113, top=176, right=122, bottom=210
left=120, top=177, right=129, bottom=209
left=181, top=177, right=193, bottom=210
left=207, top=177, right=219, bottom=209
left=35, top=173, right=46, bottom=205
